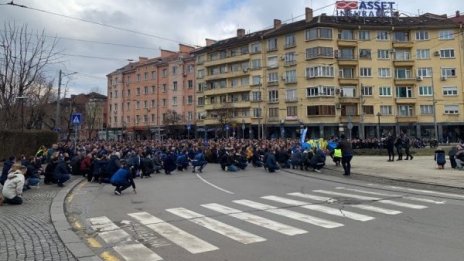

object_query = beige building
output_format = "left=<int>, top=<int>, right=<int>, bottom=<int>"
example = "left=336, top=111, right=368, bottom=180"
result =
left=194, top=8, right=464, bottom=141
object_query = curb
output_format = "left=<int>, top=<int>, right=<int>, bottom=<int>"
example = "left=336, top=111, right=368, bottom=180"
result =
left=50, top=178, right=102, bottom=261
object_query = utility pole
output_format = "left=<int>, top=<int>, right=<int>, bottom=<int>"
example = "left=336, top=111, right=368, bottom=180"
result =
left=56, top=69, right=62, bottom=130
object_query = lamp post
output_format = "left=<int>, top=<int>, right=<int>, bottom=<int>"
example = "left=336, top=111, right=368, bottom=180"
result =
left=16, top=96, right=27, bottom=132
left=431, top=69, right=438, bottom=142
left=241, top=119, right=245, bottom=139
left=376, top=112, right=382, bottom=140
left=280, top=119, right=285, bottom=138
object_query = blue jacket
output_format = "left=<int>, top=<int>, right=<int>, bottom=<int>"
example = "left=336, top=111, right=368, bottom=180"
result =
left=192, top=152, right=206, bottom=166
left=110, top=167, right=133, bottom=187
left=0, top=159, right=14, bottom=185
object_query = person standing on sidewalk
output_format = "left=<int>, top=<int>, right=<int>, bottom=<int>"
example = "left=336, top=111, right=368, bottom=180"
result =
left=338, top=134, right=353, bottom=176
left=403, top=133, right=413, bottom=160
left=385, top=133, right=395, bottom=162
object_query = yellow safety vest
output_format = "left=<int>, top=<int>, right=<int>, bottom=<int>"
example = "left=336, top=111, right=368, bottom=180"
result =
left=334, top=148, right=342, bottom=158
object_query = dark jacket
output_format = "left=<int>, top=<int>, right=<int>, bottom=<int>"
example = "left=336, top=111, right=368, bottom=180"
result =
left=0, top=158, right=15, bottom=185
left=110, top=167, right=135, bottom=188
left=338, top=139, right=353, bottom=157
left=53, top=159, right=71, bottom=180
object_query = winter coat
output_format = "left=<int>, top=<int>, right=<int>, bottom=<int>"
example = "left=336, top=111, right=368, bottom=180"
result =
left=110, top=167, right=133, bottom=187
left=53, top=160, right=71, bottom=180
left=192, top=152, right=206, bottom=167
left=105, top=155, right=121, bottom=177
left=0, top=159, right=14, bottom=185
left=2, top=170, right=25, bottom=199
left=434, top=149, right=446, bottom=165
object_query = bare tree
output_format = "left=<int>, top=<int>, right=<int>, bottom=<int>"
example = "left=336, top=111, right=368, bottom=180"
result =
left=163, top=110, right=184, bottom=137
left=0, top=21, right=60, bottom=130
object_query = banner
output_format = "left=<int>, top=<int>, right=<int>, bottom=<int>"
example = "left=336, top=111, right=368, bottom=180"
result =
left=300, top=128, right=308, bottom=147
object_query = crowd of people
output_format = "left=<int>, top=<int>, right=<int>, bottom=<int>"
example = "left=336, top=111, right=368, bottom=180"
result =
left=0, top=132, right=451, bottom=206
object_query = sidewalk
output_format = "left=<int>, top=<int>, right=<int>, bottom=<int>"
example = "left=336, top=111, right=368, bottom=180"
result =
left=325, top=156, right=464, bottom=189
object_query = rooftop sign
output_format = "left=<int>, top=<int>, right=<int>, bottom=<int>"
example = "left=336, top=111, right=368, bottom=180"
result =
left=335, top=1, right=396, bottom=17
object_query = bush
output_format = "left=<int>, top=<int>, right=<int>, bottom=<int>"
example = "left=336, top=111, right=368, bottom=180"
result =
left=0, top=130, right=57, bottom=160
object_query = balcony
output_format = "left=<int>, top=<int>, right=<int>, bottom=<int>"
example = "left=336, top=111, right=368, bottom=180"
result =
left=306, top=96, right=336, bottom=103
left=339, top=115, right=361, bottom=123
left=285, top=98, right=299, bottom=103
left=393, top=41, right=414, bottom=48
left=394, top=78, right=416, bottom=85
left=395, top=97, right=416, bottom=104
left=337, top=56, right=358, bottom=66
left=396, top=115, right=418, bottom=123
left=393, top=59, right=415, bottom=67
left=339, top=96, right=359, bottom=103
left=337, top=39, right=357, bottom=47
left=338, top=77, right=359, bottom=85
left=205, top=55, right=250, bottom=67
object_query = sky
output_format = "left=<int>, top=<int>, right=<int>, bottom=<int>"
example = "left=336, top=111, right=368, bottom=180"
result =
left=0, top=0, right=463, bottom=96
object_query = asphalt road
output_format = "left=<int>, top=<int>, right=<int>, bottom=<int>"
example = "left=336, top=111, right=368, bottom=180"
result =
left=67, top=165, right=464, bottom=261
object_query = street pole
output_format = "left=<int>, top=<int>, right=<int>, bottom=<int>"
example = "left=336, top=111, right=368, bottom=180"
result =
left=56, top=69, right=62, bottom=131
left=431, top=70, right=438, bottom=141
left=376, top=112, right=381, bottom=140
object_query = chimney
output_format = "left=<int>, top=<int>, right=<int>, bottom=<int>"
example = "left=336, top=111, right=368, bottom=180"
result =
left=305, top=7, right=313, bottom=22
left=456, top=10, right=460, bottom=17
left=138, top=56, right=148, bottom=62
left=237, top=28, right=245, bottom=38
left=205, top=38, right=217, bottom=46
left=273, top=19, right=282, bottom=29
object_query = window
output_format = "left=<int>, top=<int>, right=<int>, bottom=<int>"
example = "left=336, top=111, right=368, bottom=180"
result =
left=305, top=28, right=332, bottom=40
left=267, top=38, right=278, bottom=51
left=114, top=90, right=118, bottom=98
left=253, top=108, right=262, bottom=117
left=268, top=90, right=279, bottom=102
left=339, top=48, right=355, bottom=59
left=269, top=107, right=279, bottom=118
left=151, top=100, right=155, bottom=107
left=362, top=105, right=374, bottom=115
left=377, top=49, right=390, bottom=59
left=143, top=100, right=147, bottom=108
left=339, top=30, right=354, bottom=40
left=441, top=68, right=456, bottom=77
left=393, top=31, right=409, bottom=42
left=162, top=69, right=168, bottom=77
left=251, top=91, right=262, bottom=101
left=306, top=65, right=334, bottom=78
left=250, top=42, right=261, bottom=53
left=197, top=69, right=205, bottom=78
left=444, top=105, right=459, bottom=114
left=361, top=86, right=373, bottom=96
left=151, top=86, right=156, bottom=93
left=360, top=67, right=372, bottom=77
left=379, top=86, right=392, bottom=96
left=251, top=59, right=261, bottom=69
left=359, top=31, right=370, bottom=40
left=359, top=49, right=371, bottom=59
left=285, top=34, right=296, bottom=48
left=341, top=86, right=355, bottom=97
left=127, top=89, right=131, bottom=97
left=397, top=105, right=414, bottom=116
left=419, top=86, right=433, bottom=96
left=252, top=75, right=262, bottom=85
left=440, top=49, right=455, bottom=58
left=378, top=68, right=391, bottom=78
left=380, top=105, right=393, bottom=115
left=394, top=50, right=411, bottom=60
left=339, top=67, right=355, bottom=78
left=136, top=87, right=141, bottom=95
left=420, top=105, right=434, bottom=115
left=287, top=106, right=297, bottom=116
left=307, top=105, right=336, bottom=116
left=286, top=89, right=297, bottom=101
left=162, top=84, right=167, bottom=92
left=268, top=72, right=279, bottom=83
left=416, top=49, right=430, bottom=59
left=144, top=86, right=148, bottom=94
left=187, top=95, right=193, bottom=105
left=443, top=86, right=458, bottom=96
left=417, top=67, right=432, bottom=77
left=172, top=97, right=177, bottom=106
left=267, top=56, right=278, bottom=68
left=136, top=101, right=140, bottom=109
left=306, top=47, right=334, bottom=59
left=306, top=86, right=335, bottom=97
left=395, top=68, right=412, bottom=79
left=376, top=31, right=389, bottom=40
left=439, top=30, right=454, bottom=40
left=188, top=80, right=193, bottom=89
left=284, top=70, right=296, bottom=83
left=137, top=74, right=141, bottom=81
left=283, top=52, right=296, bottom=65
left=396, top=86, right=413, bottom=98
left=231, top=78, right=239, bottom=87
left=415, top=31, right=429, bottom=40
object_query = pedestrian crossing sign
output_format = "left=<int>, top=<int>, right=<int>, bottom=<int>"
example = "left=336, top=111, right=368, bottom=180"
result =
left=71, top=113, right=81, bottom=125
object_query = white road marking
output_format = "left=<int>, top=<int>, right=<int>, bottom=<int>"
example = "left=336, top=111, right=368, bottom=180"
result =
left=289, top=191, right=402, bottom=215
left=114, top=244, right=163, bottom=261
left=195, top=173, right=234, bottom=194
left=314, top=190, right=428, bottom=209
left=128, top=212, right=218, bottom=254
left=367, top=184, right=464, bottom=199
left=336, top=187, right=446, bottom=204
left=202, top=203, right=307, bottom=236
left=350, top=204, right=402, bottom=215
left=166, top=207, right=266, bottom=244
left=262, top=195, right=374, bottom=222
left=233, top=199, right=343, bottom=228
left=88, top=216, right=162, bottom=260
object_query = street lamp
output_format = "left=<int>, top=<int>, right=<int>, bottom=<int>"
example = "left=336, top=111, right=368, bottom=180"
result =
left=280, top=119, right=285, bottom=138
left=16, top=96, right=27, bottom=132
left=241, top=119, right=245, bottom=139
left=376, top=112, right=382, bottom=140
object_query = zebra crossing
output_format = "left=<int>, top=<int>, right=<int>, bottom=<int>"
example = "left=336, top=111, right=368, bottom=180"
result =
left=86, top=186, right=449, bottom=260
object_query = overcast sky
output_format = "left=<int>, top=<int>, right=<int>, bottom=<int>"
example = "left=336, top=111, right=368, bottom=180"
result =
left=1, top=0, right=463, bottom=96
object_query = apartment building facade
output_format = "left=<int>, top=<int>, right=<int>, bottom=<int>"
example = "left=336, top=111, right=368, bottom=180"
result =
left=107, top=44, right=196, bottom=140
left=194, top=8, right=464, bottom=141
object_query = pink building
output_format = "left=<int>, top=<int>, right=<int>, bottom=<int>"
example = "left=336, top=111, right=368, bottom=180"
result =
left=107, top=44, right=196, bottom=140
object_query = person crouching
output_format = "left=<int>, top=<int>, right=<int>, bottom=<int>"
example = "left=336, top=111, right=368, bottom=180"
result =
left=1, top=164, right=26, bottom=205
left=110, top=160, right=136, bottom=195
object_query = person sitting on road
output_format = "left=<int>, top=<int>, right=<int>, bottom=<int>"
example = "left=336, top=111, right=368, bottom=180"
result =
left=1, top=164, right=26, bottom=205
left=434, top=147, right=446, bottom=169
left=264, top=148, right=279, bottom=173
left=110, top=160, right=136, bottom=195
left=53, top=153, right=71, bottom=187
left=290, top=148, right=304, bottom=170
left=309, top=147, right=326, bottom=173
left=192, top=148, right=207, bottom=173
left=176, top=151, right=189, bottom=171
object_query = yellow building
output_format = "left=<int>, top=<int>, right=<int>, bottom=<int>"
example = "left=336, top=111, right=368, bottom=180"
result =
left=194, top=8, right=464, bottom=141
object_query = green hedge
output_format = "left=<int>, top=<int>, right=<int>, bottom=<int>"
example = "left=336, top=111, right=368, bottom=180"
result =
left=0, top=130, right=57, bottom=160
left=353, top=147, right=452, bottom=156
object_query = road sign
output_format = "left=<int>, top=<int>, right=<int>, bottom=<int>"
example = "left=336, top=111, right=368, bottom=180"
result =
left=187, top=124, right=191, bottom=130
left=347, top=122, right=353, bottom=130
left=225, top=125, right=229, bottom=130
left=71, top=113, right=81, bottom=125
